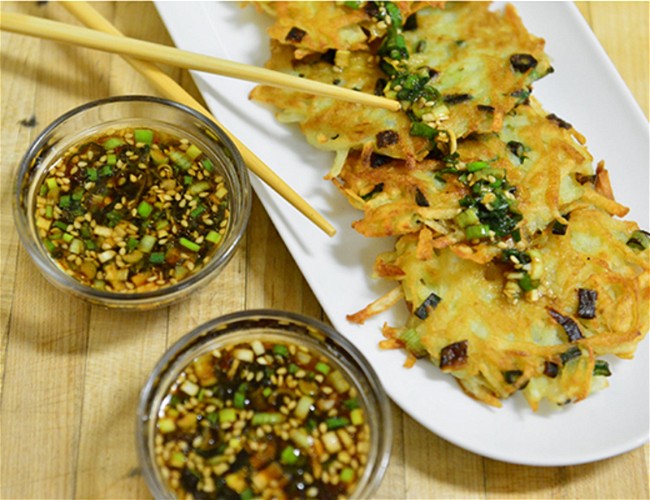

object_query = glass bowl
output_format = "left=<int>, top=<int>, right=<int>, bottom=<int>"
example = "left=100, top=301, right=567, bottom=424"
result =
left=137, top=310, right=392, bottom=499
left=13, top=95, right=251, bottom=309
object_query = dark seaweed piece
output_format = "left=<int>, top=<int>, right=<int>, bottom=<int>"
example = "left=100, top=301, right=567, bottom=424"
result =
left=546, top=113, right=572, bottom=129
left=503, top=370, right=524, bottom=385
left=501, top=248, right=532, bottom=265
left=361, top=183, right=384, bottom=201
left=403, top=13, right=418, bottom=31
left=543, top=361, right=559, bottom=378
left=593, top=360, right=612, bottom=377
left=627, top=229, right=650, bottom=251
left=552, top=220, right=569, bottom=235
left=364, top=1, right=380, bottom=18
left=374, top=77, right=388, bottom=96
left=477, top=104, right=495, bottom=113
left=415, top=188, right=429, bottom=207
left=369, top=152, right=393, bottom=168
left=510, top=53, right=538, bottom=72
left=180, top=469, right=201, bottom=495
left=443, top=93, right=473, bottom=105
left=440, top=340, right=468, bottom=369
left=285, top=27, right=307, bottom=43
left=577, top=288, right=598, bottom=319
left=414, top=292, right=441, bottom=320
left=510, top=88, right=531, bottom=105
left=320, top=49, right=337, bottom=65
left=428, top=68, right=440, bottom=80
left=506, top=140, right=528, bottom=164
left=549, top=309, right=584, bottom=342
left=376, top=130, right=399, bottom=147
left=560, top=346, right=582, bottom=365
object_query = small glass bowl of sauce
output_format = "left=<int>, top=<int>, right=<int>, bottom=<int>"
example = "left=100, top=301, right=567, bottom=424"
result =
left=137, top=310, right=392, bottom=499
left=13, top=96, right=251, bottom=309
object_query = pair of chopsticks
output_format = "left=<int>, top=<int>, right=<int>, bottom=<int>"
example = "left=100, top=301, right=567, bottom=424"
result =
left=0, top=6, right=400, bottom=237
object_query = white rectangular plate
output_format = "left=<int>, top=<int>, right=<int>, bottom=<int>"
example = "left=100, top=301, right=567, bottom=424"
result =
left=155, top=1, right=649, bottom=466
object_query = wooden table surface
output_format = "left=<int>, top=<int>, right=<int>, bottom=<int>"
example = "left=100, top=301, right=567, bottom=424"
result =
left=1, top=2, right=648, bottom=499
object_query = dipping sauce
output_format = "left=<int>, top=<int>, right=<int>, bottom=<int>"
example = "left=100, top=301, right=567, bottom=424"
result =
left=154, top=338, right=371, bottom=499
left=33, top=126, right=230, bottom=293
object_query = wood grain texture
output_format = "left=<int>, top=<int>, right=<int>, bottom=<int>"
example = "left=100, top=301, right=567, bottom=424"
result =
left=1, top=2, right=648, bottom=499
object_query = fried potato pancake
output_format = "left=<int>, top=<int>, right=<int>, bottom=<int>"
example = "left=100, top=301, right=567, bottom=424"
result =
left=249, top=1, right=649, bottom=410
left=250, top=2, right=553, bottom=160
left=400, top=2, right=553, bottom=138
left=254, top=2, right=440, bottom=58
left=373, top=207, right=649, bottom=409
left=334, top=98, right=621, bottom=243
left=251, top=42, right=431, bottom=161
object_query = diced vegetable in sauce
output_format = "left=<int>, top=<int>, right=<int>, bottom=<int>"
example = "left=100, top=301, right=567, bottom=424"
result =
left=33, top=127, right=230, bottom=293
left=155, top=340, right=371, bottom=499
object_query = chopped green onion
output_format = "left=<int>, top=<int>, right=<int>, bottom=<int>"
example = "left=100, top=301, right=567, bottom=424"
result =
left=201, top=158, right=214, bottom=172
left=518, top=273, right=540, bottom=292
left=240, top=488, right=254, bottom=500
left=219, top=408, right=237, bottom=424
left=45, top=205, right=54, bottom=219
left=280, top=446, right=299, bottom=465
left=53, top=221, right=68, bottom=231
left=99, top=164, right=113, bottom=177
left=102, top=137, right=125, bottom=150
left=350, top=408, right=364, bottom=425
left=149, top=252, right=165, bottom=264
left=294, top=396, right=314, bottom=420
left=150, top=149, right=167, bottom=165
left=455, top=208, right=479, bottom=228
left=137, top=200, right=153, bottom=218
left=206, top=412, right=218, bottom=426
left=188, top=181, right=210, bottom=195
left=344, top=398, right=360, bottom=410
left=169, top=150, right=192, bottom=170
left=126, top=237, right=139, bottom=251
left=315, top=361, right=331, bottom=375
left=157, top=417, right=176, bottom=434
left=134, top=128, right=154, bottom=145
left=206, top=230, right=222, bottom=244
left=185, top=144, right=202, bottom=160
left=106, top=154, right=117, bottom=166
left=190, top=205, right=206, bottom=218
left=273, top=344, right=289, bottom=357
left=410, top=121, right=437, bottom=139
left=86, top=168, right=98, bottom=181
left=46, top=178, right=58, bottom=192
left=251, top=412, right=285, bottom=426
left=398, top=328, right=427, bottom=356
left=180, top=237, right=201, bottom=252
left=62, top=232, right=74, bottom=243
left=466, top=160, right=490, bottom=172
left=340, top=467, right=355, bottom=483
left=138, top=234, right=157, bottom=253
left=43, top=239, right=56, bottom=253
left=326, top=417, right=349, bottom=430
left=69, top=238, right=85, bottom=254
left=233, top=391, right=246, bottom=410
left=465, top=224, right=491, bottom=240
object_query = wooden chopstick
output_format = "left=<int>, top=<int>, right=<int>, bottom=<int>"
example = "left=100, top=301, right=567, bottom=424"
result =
left=1, top=5, right=337, bottom=237
left=0, top=11, right=400, bottom=112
